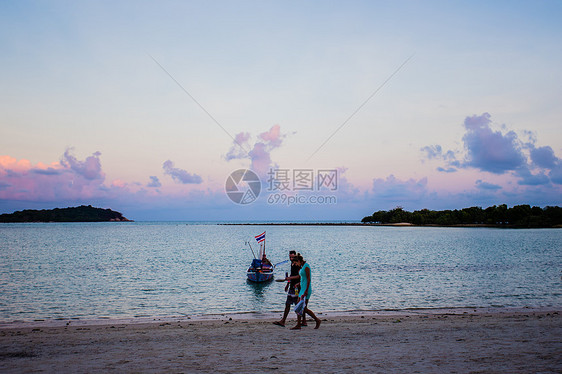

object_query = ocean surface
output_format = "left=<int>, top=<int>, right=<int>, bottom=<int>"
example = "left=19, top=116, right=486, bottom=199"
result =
left=0, top=222, right=560, bottom=322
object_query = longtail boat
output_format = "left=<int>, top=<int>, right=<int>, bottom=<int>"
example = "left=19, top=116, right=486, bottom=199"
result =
left=246, top=231, right=274, bottom=282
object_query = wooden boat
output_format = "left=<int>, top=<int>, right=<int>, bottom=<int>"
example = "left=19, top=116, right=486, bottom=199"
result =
left=246, top=231, right=275, bottom=282
left=247, top=258, right=274, bottom=282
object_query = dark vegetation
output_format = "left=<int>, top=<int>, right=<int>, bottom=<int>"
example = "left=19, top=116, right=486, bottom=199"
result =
left=361, top=204, right=562, bottom=228
left=0, top=205, right=132, bottom=223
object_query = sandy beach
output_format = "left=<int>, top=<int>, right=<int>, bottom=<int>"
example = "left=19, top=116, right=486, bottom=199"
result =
left=1, top=308, right=560, bottom=373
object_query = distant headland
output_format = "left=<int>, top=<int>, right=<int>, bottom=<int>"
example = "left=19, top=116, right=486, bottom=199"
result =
left=0, top=205, right=132, bottom=223
left=221, top=204, right=562, bottom=228
left=361, top=205, right=562, bottom=228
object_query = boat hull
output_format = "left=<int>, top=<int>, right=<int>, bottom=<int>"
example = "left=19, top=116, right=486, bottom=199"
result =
left=247, top=271, right=274, bottom=282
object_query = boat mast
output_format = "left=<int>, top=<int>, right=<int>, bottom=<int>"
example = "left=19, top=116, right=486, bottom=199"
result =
left=247, top=241, right=257, bottom=259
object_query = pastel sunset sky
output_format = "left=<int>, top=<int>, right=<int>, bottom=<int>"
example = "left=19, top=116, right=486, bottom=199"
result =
left=1, top=1, right=561, bottom=220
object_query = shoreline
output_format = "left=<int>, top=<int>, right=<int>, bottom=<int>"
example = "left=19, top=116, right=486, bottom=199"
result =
left=1, top=307, right=560, bottom=373
left=219, top=222, right=562, bottom=228
left=1, top=306, right=559, bottom=329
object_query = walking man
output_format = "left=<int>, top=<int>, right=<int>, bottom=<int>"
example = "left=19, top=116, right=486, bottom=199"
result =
left=273, top=250, right=306, bottom=327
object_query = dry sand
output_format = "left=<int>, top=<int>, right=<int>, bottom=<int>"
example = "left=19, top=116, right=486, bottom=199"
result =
left=1, top=309, right=560, bottom=373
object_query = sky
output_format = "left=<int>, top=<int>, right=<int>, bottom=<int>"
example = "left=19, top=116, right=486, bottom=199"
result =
left=1, top=0, right=561, bottom=221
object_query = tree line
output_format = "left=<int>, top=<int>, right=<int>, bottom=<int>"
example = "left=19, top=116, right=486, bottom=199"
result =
left=361, top=205, right=562, bottom=228
left=0, top=205, right=131, bottom=222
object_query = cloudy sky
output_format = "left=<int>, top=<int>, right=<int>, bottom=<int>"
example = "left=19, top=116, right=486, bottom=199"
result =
left=1, top=1, right=561, bottom=220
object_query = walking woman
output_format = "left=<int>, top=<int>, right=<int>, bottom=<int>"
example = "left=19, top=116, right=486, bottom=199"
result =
left=290, top=254, right=321, bottom=330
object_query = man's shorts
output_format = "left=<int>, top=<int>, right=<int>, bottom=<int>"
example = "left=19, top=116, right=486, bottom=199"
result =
left=286, top=294, right=299, bottom=306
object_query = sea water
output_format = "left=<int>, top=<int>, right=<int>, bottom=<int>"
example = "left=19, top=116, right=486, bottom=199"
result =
left=0, top=222, right=560, bottom=322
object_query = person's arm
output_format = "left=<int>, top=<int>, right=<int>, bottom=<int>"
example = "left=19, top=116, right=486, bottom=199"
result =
left=302, top=266, right=311, bottom=298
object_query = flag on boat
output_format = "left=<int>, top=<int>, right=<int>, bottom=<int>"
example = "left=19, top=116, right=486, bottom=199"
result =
left=255, top=231, right=266, bottom=243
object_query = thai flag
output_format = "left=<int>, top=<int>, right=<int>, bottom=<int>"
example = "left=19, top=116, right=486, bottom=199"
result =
left=255, top=231, right=266, bottom=243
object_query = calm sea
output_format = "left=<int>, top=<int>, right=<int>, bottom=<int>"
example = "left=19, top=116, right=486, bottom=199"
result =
left=0, top=222, right=560, bottom=322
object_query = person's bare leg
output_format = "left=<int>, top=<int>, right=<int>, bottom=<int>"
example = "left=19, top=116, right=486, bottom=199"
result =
left=301, top=300, right=309, bottom=326
left=291, top=314, right=302, bottom=330
left=305, top=308, right=321, bottom=329
left=274, top=303, right=290, bottom=326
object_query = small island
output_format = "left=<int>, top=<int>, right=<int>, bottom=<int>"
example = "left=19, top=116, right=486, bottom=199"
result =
left=0, top=205, right=132, bottom=223
left=361, top=204, right=562, bottom=228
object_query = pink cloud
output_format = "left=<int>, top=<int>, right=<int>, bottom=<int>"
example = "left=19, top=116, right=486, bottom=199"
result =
left=0, top=155, right=34, bottom=174
left=462, top=113, right=526, bottom=174
left=111, top=179, right=127, bottom=188
left=226, top=124, right=286, bottom=178
left=422, top=113, right=562, bottom=187
left=370, top=174, right=430, bottom=209
left=248, top=143, right=272, bottom=177
left=258, top=124, right=283, bottom=148
left=0, top=148, right=214, bottom=217
left=0, top=150, right=107, bottom=202
left=147, top=176, right=161, bottom=188
left=61, top=149, right=105, bottom=180
left=225, top=132, right=251, bottom=161
left=162, top=160, right=202, bottom=184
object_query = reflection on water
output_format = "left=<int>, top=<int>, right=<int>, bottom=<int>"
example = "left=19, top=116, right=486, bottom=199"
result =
left=244, top=278, right=277, bottom=313
left=246, top=280, right=274, bottom=298
left=0, top=222, right=560, bottom=321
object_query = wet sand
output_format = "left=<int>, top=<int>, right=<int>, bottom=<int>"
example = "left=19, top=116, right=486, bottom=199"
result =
left=1, top=309, right=560, bottom=373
